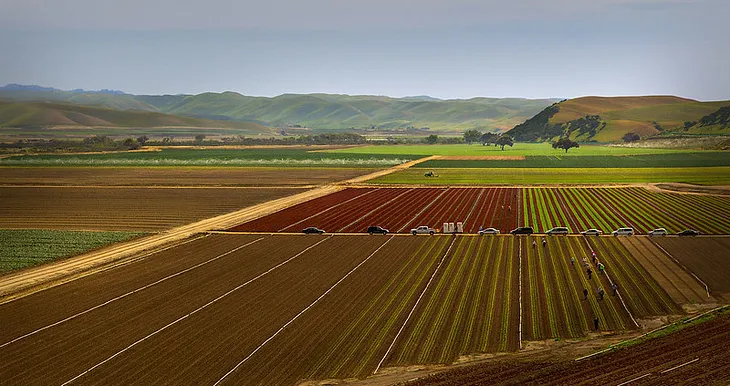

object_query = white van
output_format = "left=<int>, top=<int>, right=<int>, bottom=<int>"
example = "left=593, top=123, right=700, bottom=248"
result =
left=612, top=227, right=634, bottom=236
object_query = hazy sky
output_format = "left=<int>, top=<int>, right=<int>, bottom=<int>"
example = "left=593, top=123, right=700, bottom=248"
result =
left=1, top=0, right=728, bottom=100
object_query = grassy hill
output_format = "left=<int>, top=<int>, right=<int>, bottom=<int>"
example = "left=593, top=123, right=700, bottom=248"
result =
left=506, top=96, right=730, bottom=142
left=0, top=86, right=558, bottom=133
left=0, top=100, right=270, bottom=134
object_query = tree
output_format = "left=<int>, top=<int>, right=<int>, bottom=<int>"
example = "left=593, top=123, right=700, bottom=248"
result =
left=480, top=132, right=498, bottom=146
left=463, top=129, right=482, bottom=145
left=424, top=134, right=439, bottom=144
left=495, top=135, right=514, bottom=150
left=622, top=132, right=641, bottom=142
left=137, top=135, right=149, bottom=146
left=194, top=134, right=206, bottom=144
left=552, top=137, right=580, bottom=153
left=122, top=138, right=140, bottom=150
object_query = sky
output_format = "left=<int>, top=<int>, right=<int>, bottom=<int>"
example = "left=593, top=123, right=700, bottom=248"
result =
left=1, top=0, right=728, bottom=100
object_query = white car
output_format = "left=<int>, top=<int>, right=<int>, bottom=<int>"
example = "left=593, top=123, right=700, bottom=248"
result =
left=581, top=229, right=603, bottom=236
left=648, top=228, right=668, bottom=236
left=612, top=227, right=634, bottom=236
left=478, top=227, right=500, bottom=235
left=411, top=226, right=436, bottom=235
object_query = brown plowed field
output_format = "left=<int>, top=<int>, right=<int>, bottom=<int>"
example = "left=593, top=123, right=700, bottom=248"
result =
left=406, top=311, right=730, bottom=386
left=0, top=234, right=694, bottom=385
left=652, top=237, right=730, bottom=301
left=0, top=186, right=305, bottom=231
left=0, top=166, right=373, bottom=186
left=619, top=237, right=710, bottom=304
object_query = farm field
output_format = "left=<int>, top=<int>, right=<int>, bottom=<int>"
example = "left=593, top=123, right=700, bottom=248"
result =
left=0, top=229, right=146, bottom=273
left=369, top=167, right=730, bottom=185
left=407, top=309, right=730, bottom=386
left=0, top=166, right=376, bottom=186
left=0, top=147, right=416, bottom=167
left=324, top=143, right=701, bottom=156
left=652, top=237, right=730, bottom=301
left=0, top=186, right=306, bottom=231
left=231, top=187, right=730, bottom=235
left=413, top=152, right=730, bottom=168
left=0, top=233, right=683, bottom=385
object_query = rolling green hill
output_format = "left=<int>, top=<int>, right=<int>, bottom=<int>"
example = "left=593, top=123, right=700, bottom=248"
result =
left=0, top=100, right=270, bottom=134
left=0, top=86, right=559, bottom=133
left=506, top=96, right=730, bottom=142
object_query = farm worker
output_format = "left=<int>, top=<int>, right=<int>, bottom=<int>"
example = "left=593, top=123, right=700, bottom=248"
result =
left=502, top=205, right=504, bottom=210
left=583, top=288, right=588, bottom=300
left=583, top=257, right=589, bottom=267
left=542, top=238, right=547, bottom=247
left=598, top=263, right=605, bottom=274
left=594, top=317, right=599, bottom=331
left=570, top=257, right=575, bottom=266
left=587, top=267, right=593, bottom=280
left=597, top=286, right=605, bottom=300
left=479, top=226, right=483, bottom=232
left=612, top=283, right=618, bottom=296
left=508, top=205, right=512, bottom=211
left=532, top=240, right=537, bottom=248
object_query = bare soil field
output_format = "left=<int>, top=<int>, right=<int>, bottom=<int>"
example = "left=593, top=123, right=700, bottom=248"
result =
left=0, top=166, right=373, bottom=187
left=406, top=310, right=730, bottom=386
left=619, top=237, right=712, bottom=305
left=652, top=237, right=730, bottom=302
left=0, top=186, right=306, bottom=231
left=0, top=233, right=687, bottom=385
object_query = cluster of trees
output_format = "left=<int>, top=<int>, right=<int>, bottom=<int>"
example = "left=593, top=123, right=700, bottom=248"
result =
left=0, top=135, right=144, bottom=153
left=622, top=132, right=641, bottom=142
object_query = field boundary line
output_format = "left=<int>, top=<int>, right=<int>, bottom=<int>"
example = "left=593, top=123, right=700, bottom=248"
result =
left=0, top=236, right=266, bottom=349
left=373, top=236, right=458, bottom=374
left=660, top=358, right=699, bottom=374
left=397, top=188, right=449, bottom=233
left=461, top=188, right=486, bottom=227
left=581, top=237, right=639, bottom=328
left=339, top=156, right=439, bottom=184
left=214, top=235, right=395, bottom=385
left=649, top=239, right=711, bottom=298
left=60, top=235, right=334, bottom=386
left=518, top=237, right=523, bottom=350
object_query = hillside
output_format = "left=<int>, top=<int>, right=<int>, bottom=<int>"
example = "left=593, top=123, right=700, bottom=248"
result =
left=506, top=96, right=730, bottom=142
left=0, top=100, right=269, bottom=133
left=0, top=85, right=559, bottom=133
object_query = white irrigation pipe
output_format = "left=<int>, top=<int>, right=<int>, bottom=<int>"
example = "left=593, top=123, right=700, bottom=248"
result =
left=0, top=234, right=260, bottom=349
left=660, top=358, right=699, bottom=374
left=616, top=373, right=652, bottom=386
left=650, top=240, right=711, bottom=299
left=582, top=237, right=639, bottom=328
left=518, top=237, right=523, bottom=350
left=62, top=235, right=333, bottom=386
left=373, top=236, right=458, bottom=374
left=215, top=236, right=394, bottom=385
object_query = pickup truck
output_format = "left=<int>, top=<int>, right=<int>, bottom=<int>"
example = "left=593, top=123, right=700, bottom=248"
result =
left=411, top=226, right=436, bottom=235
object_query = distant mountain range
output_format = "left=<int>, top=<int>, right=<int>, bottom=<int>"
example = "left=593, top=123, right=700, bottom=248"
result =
left=0, top=84, right=559, bottom=133
left=505, top=96, right=730, bottom=141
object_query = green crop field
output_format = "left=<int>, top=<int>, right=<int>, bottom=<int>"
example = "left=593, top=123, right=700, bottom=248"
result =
left=414, top=152, right=730, bottom=168
left=0, top=229, right=146, bottom=272
left=370, top=167, right=730, bottom=185
left=324, top=143, right=702, bottom=157
left=0, top=148, right=417, bottom=167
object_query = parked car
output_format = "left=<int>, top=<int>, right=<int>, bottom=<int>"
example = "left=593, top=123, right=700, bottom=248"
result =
left=581, top=229, right=603, bottom=236
left=510, top=226, right=534, bottom=235
left=478, top=227, right=500, bottom=235
left=367, top=226, right=389, bottom=235
left=546, top=227, right=569, bottom=235
left=648, top=228, right=668, bottom=236
left=612, top=227, right=634, bottom=236
left=411, top=225, right=436, bottom=235
left=677, top=229, right=700, bottom=236
left=302, top=227, right=325, bottom=234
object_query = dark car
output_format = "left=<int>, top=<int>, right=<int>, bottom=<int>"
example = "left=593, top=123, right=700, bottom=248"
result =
left=302, top=227, right=325, bottom=234
left=510, top=226, right=534, bottom=235
left=367, top=226, right=389, bottom=235
left=677, top=229, right=700, bottom=236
